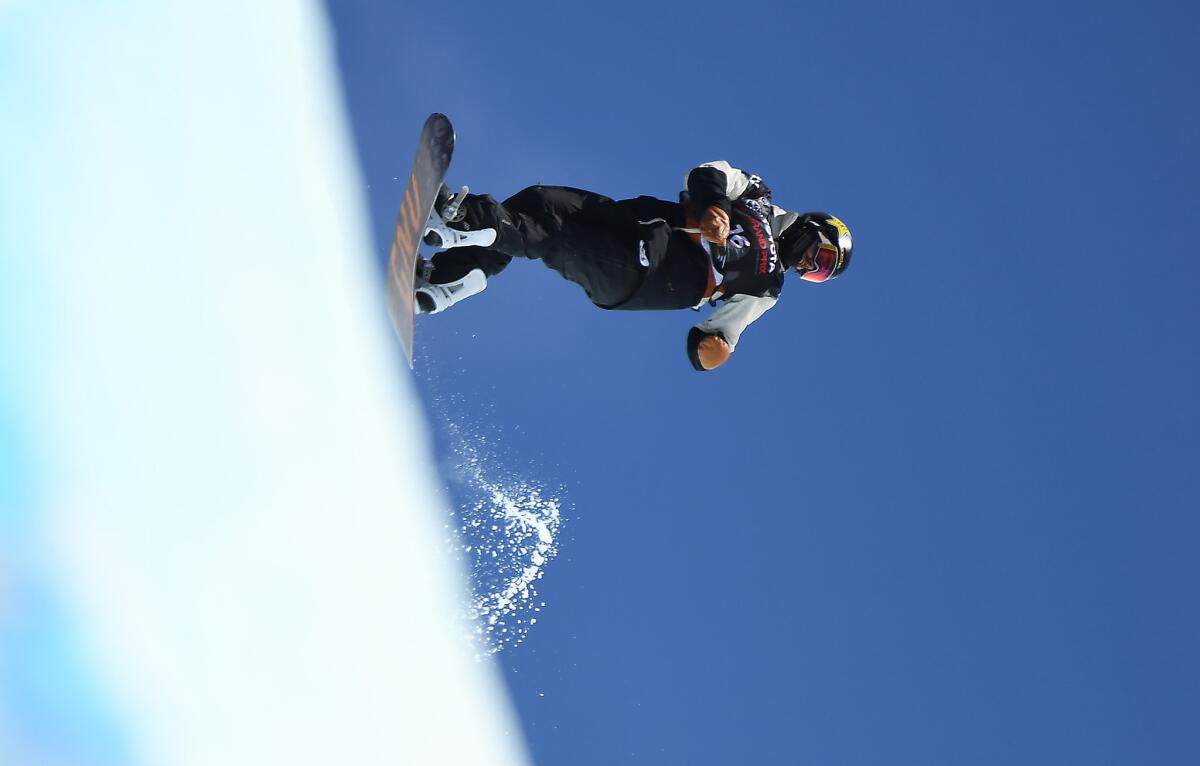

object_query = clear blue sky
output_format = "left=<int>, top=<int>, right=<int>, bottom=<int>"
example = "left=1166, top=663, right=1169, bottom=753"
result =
left=327, top=1, right=1199, bottom=763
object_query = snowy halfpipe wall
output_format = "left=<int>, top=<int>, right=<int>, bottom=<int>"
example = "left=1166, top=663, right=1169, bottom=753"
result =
left=0, top=2, right=528, bottom=764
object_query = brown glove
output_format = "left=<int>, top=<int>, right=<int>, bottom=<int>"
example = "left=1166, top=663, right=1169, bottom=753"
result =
left=699, top=205, right=730, bottom=245
left=697, top=334, right=732, bottom=370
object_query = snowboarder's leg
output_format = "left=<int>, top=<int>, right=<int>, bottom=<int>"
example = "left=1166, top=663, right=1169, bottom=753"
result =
left=498, top=186, right=648, bottom=307
left=420, top=185, right=588, bottom=286
left=420, top=185, right=655, bottom=311
left=416, top=190, right=514, bottom=314
left=426, top=245, right=512, bottom=282
left=435, top=186, right=615, bottom=259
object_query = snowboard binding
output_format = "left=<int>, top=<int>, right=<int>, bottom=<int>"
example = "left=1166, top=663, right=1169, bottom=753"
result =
left=414, top=254, right=487, bottom=315
left=439, top=184, right=468, bottom=224
left=422, top=184, right=497, bottom=250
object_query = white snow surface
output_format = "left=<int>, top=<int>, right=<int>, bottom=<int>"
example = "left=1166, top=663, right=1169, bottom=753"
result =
left=0, top=2, right=528, bottom=764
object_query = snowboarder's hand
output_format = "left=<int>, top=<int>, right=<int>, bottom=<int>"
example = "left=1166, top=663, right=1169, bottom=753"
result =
left=700, top=205, right=730, bottom=245
left=697, top=334, right=732, bottom=370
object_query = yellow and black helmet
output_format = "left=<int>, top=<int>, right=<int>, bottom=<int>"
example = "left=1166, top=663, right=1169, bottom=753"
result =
left=780, top=213, right=854, bottom=283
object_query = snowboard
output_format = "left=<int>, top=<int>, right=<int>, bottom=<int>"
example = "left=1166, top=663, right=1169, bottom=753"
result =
left=385, top=112, right=455, bottom=367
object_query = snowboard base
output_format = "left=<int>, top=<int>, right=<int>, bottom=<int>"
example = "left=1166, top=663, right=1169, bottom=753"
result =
left=385, top=113, right=455, bottom=367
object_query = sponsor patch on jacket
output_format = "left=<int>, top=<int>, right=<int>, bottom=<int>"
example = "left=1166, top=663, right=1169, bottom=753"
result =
left=726, top=198, right=779, bottom=275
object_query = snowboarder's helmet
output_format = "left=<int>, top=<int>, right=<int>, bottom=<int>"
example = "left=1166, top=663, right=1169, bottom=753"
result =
left=783, top=213, right=853, bottom=283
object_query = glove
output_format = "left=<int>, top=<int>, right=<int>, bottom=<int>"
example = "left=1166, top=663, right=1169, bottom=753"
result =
left=687, top=327, right=732, bottom=371
left=697, top=334, right=732, bottom=369
left=699, top=205, right=730, bottom=245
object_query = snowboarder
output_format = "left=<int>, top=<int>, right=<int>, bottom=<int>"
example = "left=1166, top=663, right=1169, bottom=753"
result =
left=417, top=161, right=854, bottom=371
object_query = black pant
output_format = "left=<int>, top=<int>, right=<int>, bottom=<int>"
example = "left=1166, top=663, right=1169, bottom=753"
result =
left=429, top=185, right=685, bottom=308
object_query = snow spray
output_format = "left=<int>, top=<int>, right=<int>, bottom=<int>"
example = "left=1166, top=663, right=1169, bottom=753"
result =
left=417, top=367, right=566, bottom=656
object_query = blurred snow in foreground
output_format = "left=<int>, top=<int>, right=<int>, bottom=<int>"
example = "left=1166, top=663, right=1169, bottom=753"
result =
left=0, top=2, right=528, bottom=764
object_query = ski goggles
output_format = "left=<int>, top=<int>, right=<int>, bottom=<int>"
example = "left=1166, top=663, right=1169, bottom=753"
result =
left=796, top=238, right=842, bottom=283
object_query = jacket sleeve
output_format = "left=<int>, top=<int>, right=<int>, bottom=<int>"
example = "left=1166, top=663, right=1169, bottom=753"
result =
left=684, top=161, right=770, bottom=216
left=686, top=293, right=777, bottom=371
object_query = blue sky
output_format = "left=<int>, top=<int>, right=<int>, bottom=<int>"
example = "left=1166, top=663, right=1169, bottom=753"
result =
left=328, top=1, right=1199, bottom=763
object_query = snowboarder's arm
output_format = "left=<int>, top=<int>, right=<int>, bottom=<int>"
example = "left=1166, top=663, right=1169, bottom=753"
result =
left=684, top=161, right=769, bottom=213
left=686, top=161, right=770, bottom=244
left=686, top=293, right=777, bottom=371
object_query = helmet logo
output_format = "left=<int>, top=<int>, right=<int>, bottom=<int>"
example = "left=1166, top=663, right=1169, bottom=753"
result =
left=826, top=216, right=851, bottom=253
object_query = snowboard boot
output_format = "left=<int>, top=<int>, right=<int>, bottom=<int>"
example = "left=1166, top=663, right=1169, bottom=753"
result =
left=423, top=183, right=497, bottom=250
left=415, top=265, right=488, bottom=315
